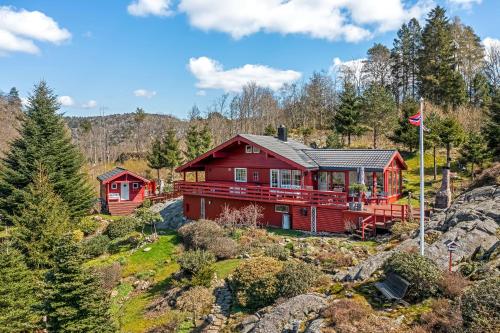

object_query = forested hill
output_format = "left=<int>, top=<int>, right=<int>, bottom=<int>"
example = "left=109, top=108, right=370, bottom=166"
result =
left=0, top=88, right=22, bottom=155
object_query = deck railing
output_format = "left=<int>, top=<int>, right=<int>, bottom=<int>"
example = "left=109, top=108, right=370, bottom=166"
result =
left=174, top=181, right=348, bottom=207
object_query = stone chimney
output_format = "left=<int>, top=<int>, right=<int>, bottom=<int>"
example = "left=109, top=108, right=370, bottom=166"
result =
left=435, top=168, right=452, bottom=209
left=277, top=125, right=288, bottom=142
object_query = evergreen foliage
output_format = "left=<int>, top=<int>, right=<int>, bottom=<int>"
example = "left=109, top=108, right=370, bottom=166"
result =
left=0, top=81, right=94, bottom=222
left=185, top=124, right=213, bottom=161
left=459, top=132, right=489, bottom=178
left=333, top=80, right=362, bottom=146
left=264, top=124, right=277, bottom=136
left=12, top=168, right=71, bottom=270
left=146, top=138, right=165, bottom=181
left=436, top=115, right=465, bottom=168
left=162, top=129, right=183, bottom=181
left=389, top=99, right=420, bottom=152
left=484, top=91, right=500, bottom=160
left=0, top=243, right=41, bottom=331
left=325, top=131, right=343, bottom=149
left=45, top=235, right=116, bottom=332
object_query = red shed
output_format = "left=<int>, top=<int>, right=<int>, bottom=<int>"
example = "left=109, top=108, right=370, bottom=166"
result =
left=97, top=167, right=154, bottom=216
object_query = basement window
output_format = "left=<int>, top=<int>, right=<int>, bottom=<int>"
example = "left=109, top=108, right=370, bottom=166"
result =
left=111, top=183, right=117, bottom=190
left=275, top=205, right=289, bottom=213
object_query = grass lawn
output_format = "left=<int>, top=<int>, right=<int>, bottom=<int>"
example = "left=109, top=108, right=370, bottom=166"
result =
left=266, top=227, right=305, bottom=238
left=214, top=258, right=242, bottom=279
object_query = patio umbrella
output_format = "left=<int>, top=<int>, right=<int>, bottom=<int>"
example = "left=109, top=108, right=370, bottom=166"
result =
left=358, top=167, right=365, bottom=203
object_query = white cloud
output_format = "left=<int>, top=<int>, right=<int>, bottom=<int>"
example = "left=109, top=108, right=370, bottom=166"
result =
left=82, top=100, right=97, bottom=109
left=178, top=0, right=431, bottom=42
left=134, top=89, right=157, bottom=98
left=196, top=90, right=207, bottom=96
left=0, top=6, right=70, bottom=55
left=57, top=95, right=75, bottom=107
left=128, top=0, right=173, bottom=17
left=483, top=37, right=500, bottom=49
left=448, top=0, right=482, bottom=9
left=20, top=97, right=29, bottom=108
left=188, top=56, right=302, bottom=92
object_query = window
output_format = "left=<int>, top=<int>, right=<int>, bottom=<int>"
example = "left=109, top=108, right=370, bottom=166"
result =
left=245, top=145, right=252, bottom=153
left=270, top=169, right=279, bottom=188
left=331, top=172, right=345, bottom=191
left=132, top=182, right=139, bottom=189
left=280, top=170, right=291, bottom=188
left=375, top=172, right=384, bottom=194
left=234, top=168, right=247, bottom=182
left=275, top=205, right=289, bottom=213
left=348, top=171, right=358, bottom=185
left=300, top=207, right=308, bottom=216
left=252, top=146, right=260, bottom=153
left=253, top=171, right=259, bottom=182
left=292, top=170, right=301, bottom=188
left=111, top=183, right=117, bottom=190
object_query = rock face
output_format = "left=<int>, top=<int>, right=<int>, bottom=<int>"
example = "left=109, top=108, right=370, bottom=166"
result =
left=150, top=198, right=186, bottom=229
left=336, top=185, right=499, bottom=281
left=239, top=294, right=327, bottom=333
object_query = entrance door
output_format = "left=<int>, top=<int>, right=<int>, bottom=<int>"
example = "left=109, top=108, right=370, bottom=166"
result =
left=120, top=182, right=129, bottom=201
left=282, top=214, right=291, bottom=229
left=200, top=198, right=206, bottom=219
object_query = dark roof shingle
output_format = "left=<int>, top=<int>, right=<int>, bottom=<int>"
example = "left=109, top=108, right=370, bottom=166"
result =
left=303, top=149, right=397, bottom=171
left=97, top=167, right=126, bottom=182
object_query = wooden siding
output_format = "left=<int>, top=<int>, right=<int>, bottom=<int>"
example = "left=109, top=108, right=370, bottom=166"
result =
left=292, top=205, right=310, bottom=231
left=316, top=208, right=345, bottom=233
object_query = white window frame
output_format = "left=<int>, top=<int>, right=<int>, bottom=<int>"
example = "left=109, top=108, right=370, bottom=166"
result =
left=275, top=205, right=289, bottom=213
left=292, top=170, right=301, bottom=189
left=280, top=169, right=292, bottom=188
left=234, top=168, right=247, bottom=182
left=111, top=183, right=118, bottom=190
left=245, top=145, right=252, bottom=153
left=252, top=146, right=260, bottom=153
left=253, top=171, right=259, bottom=182
left=132, top=182, right=140, bottom=189
left=270, top=169, right=279, bottom=188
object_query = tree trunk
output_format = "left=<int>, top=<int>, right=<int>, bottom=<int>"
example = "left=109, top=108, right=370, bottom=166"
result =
left=373, top=128, right=377, bottom=149
left=347, top=134, right=351, bottom=147
left=446, top=143, right=451, bottom=168
left=471, top=163, right=475, bottom=180
left=433, top=146, right=437, bottom=180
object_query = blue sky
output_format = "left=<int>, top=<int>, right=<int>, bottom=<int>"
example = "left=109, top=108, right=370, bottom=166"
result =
left=0, top=0, right=498, bottom=118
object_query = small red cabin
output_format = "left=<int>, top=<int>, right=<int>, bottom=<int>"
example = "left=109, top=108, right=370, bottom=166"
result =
left=175, top=129, right=412, bottom=236
left=97, top=167, right=154, bottom=216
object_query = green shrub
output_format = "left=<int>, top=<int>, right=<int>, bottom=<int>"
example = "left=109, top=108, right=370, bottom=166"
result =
left=77, top=217, right=101, bottom=236
left=108, top=232, right=142, bottom=254
left=178, top=220, right=225, bottom=249
left=384, top=251, right=441, bottom=302
left=177, top=250, right=216, bottom=275
left=231, top=257, right=282, bottom=310
left=277, top=261, right=323, bottom=297
left=191, top=266, right=215, bottom=288
left=461, top=277, right=500, bottom=332
left=82, top=235, right=110, bottom=258
left=264, top=244, right=290, bottom=261
left=105, top=216, right=139, bottom=239
left=207, top=237, right=238, bottom=259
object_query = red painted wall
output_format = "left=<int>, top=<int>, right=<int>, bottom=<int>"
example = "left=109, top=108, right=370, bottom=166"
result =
left=316, top=208, right=345, bottom=233
left=292, top=206, right=310, bottom=231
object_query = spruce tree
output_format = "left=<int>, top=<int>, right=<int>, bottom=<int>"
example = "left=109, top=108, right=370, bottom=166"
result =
left=264, top=124, right=277, bottom=136
left=147, top=138, right=165, bottom=181
left=0, top=242, right=41, bottom=331
left=325, top=131, right=343, bottom=149
left=45, top=235, right=115, bottom=332
left=199, top=125, right=213, bottom=153
left=459, top=132, right=489, bottom=179
left=12, top=167, right=71, bottom=270
left=484, top=91, right=500, bottom=160
left=426, top=111, right=443, bottom=180
left=389, top=99, right=420, bottom=152
left=333, top=80, right=362, bottom=147
left=0, top=81, right=94, bottom=222
left=162, top=129, right=183, bottom=183
left=437, top=115, right=465, bottom=168
left=185, top=124, right=200, bottom=161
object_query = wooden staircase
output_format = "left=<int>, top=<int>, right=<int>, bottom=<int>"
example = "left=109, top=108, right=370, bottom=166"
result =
left=108, top=201, right=142, bottom=216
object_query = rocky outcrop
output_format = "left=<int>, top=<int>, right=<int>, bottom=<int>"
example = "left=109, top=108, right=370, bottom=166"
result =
left=239, top=294, right=327, bottom=333
left=150, top=198, right=186, bottom=230
left=336, top=185, right=500, bottom=281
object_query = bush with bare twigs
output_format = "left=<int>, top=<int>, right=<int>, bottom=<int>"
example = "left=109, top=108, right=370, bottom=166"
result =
left=461, top=277, right=500, bottom=332
left=176, top=286, right=214, bottom=326
left=216, top=203, right=264, bottom=229
left=415, top=298, right=463, bottom=333
left=438, top=272, right=470, bottom=299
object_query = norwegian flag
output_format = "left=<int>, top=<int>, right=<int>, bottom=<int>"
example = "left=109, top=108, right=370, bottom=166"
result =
left=409, top=112, right=421, bottom=126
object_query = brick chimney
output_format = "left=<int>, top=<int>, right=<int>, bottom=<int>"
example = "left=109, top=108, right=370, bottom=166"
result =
left=277, top=125, right=288, bottom=142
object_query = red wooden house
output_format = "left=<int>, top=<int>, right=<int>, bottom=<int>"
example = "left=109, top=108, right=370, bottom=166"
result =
left=175, top=127, right=410, bottom=236
left=97, top=167, right=154, bottom=216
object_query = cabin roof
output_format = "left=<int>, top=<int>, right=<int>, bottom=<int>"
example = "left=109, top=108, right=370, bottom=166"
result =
left=303, top=149, right=406, bottom=172
left=97, top=167, right=150, bottom=184
left=239, top=134, right=317, bottom=169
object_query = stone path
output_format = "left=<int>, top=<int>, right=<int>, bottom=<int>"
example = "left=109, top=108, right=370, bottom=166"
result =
left=202, top=280, right=232, bottom=333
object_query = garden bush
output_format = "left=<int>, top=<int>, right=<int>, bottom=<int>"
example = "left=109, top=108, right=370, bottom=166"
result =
left=231, top=257, right=282, bottom=310
left=416, top=298, right=463, bottom=333
left=177, top=250, right=216, bottom=275
left=94, top=262, right=122, bottom=291
left=108, top=232, right=142, bottom=254
left=438, top=271, right=470, bottom=299
left=461, top=277, right=500, bottom=332
left=176, top=286, right=214, bottom=325
left=191, top=266, right=216, bottom=288
left=277, top=261, right=323, bottom=297
left=105, top=216, right=139, bottom=239
left=384, top=251, right=441, bottom=302
left=390, top=221, right=418, bottom=240
left=77, top=217, right=101, bottom=236
left=82, top=235, right=110, bottom=258
left=206, top=237, right=238, bottom=259
left=264, top=244, right=289, bottom=261
left=178, top=220, right=224, bottom=249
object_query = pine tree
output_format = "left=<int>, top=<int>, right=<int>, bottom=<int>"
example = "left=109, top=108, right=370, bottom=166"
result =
left=419, top=6, right=466, bottom=110
left=45, top=235, right=115, bottom=332
left=325, top=131, right=343, bottom=149
left=484, top=90, right=500, bottom=160
left=361, top=83, right=397, bottom=149
left=0, top=242, right=41, bottom=331
left=362, top=43, right=392, bottom=87
left=437, top=115, right=465, bottom=168
left=471, top=73, right=492, bottom=109
left=0, top=81, right=94, bottom=222
left=264, top=124, right=277, bottom=136
left=426, top=111, right=443, bottom=180
left=333, top=80, right=362, bottom=147
left=162, top=129, right=183, bottom=183
left=199, top=125, right=213, bottom=154
left=389, top=99, right=420, bottom=152
left=459, top=132, right=489, bottom=179
left=147, top=138, right=165, bottom=181
left=7, top=87, right=22, bottom=108
left=12, top=167, right=71, bottom=270
left=185, top=124, right=201, bottom=161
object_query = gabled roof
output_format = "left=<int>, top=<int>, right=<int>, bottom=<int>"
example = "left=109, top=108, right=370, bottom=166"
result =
left=239, top=134, right=317, bottom=169
left=303, top=149, right=406, bottom=172
left=97, top=167, right=150, bottom=184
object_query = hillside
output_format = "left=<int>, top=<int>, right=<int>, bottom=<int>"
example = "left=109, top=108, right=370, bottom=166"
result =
left=0, top=96, right=22, bottom=156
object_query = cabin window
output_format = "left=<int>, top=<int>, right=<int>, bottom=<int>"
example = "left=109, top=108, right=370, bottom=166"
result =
left=234, top=168, right=247, bottom=182
left=253, top=171, right=259, bottom=182
left=270, top=169, right=279, bottom=188
left=245, top=145, right=252, bottom=153
left=275, top=205, right=289, bottom=213
left=111, top=183, right=117, bottom=190
left=132, top=182, right=139, bottom=189
left=252, top=146, right=260, bottom=153
left=331, top=172, right=345, bottom=192
left=376, top=172, right=384, bottom=194
left=348, top=171, right=358, bottom=189
left=292, top=170, right=301, bottom=188
left=280, top=170, right=291, bottom=188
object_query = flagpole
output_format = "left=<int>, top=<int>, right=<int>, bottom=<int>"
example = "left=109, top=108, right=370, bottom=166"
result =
left=419, top=98, right=425, bottom=256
